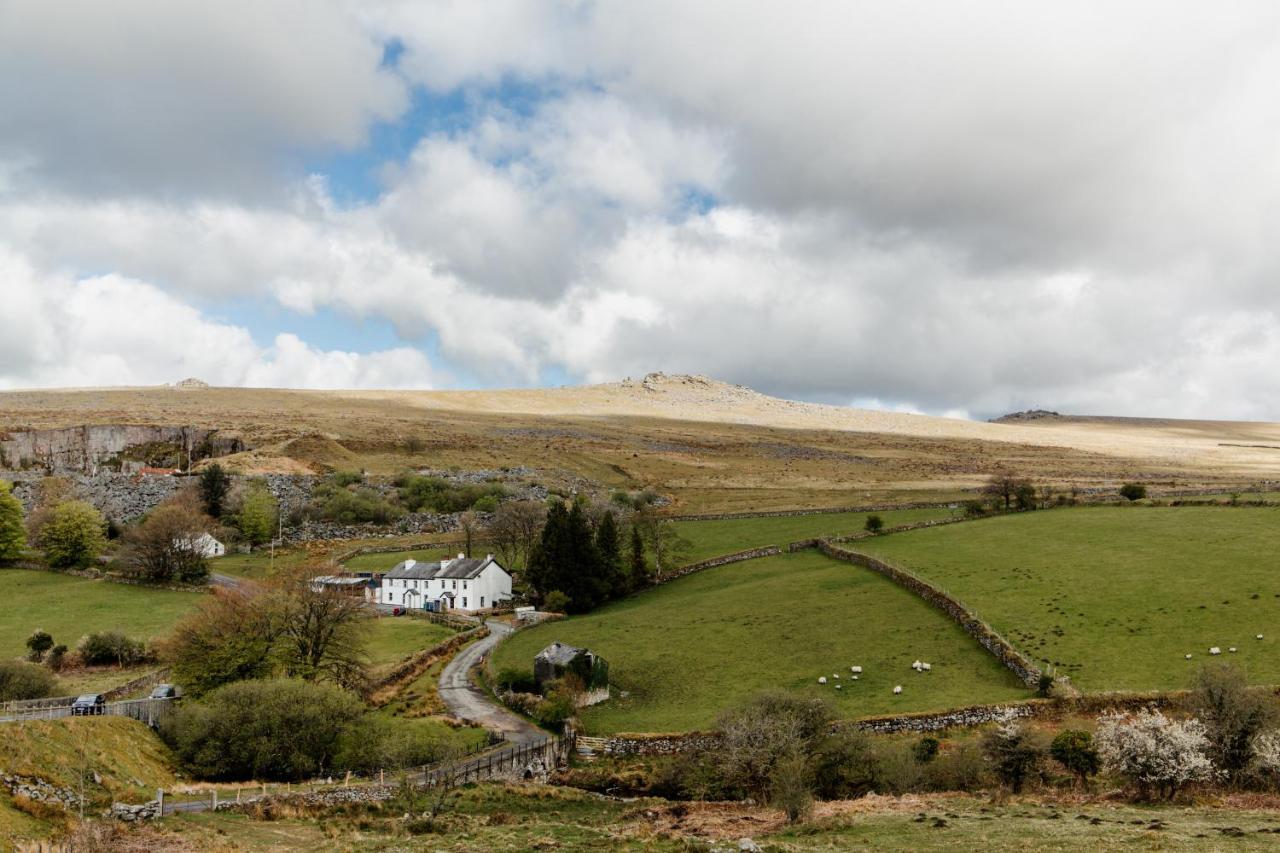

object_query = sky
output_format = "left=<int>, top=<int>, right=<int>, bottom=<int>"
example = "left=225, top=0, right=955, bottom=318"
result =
left=3, top=1, right=1280, bottom=420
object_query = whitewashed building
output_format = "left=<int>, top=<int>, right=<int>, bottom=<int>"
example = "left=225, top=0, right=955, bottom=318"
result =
left=174, top=532, right=225, bottom=558
left=378, top=554, right=512, bottom=613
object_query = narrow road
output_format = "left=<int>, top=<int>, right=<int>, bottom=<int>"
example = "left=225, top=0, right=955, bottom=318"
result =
left=439, top=619, right=546, bottom=745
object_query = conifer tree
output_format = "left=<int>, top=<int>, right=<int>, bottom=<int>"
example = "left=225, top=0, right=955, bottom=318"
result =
left=595, top=510, right=623, bottom=598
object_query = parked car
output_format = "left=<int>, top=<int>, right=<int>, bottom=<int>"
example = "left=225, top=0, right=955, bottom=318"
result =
left=391, top=607, right=404, bottom=616
left=149, top=684, right=178, bottom=699
left=71, top=694, right=106, bottom=716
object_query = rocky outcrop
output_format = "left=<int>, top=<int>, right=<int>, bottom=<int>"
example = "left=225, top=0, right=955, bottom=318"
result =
left=0, top=425, right=242, bottom=474
left=1, top=773, right=80, bottom=811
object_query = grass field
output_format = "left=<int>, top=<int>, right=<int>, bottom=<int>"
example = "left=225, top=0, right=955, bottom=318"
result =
left=858, top=506, right=1280, bottom=691
left=674, top=506, right=961, bottom=563
left=365, top=617, right=455, bottom=674
left=491, top=550, right=1028, bottom=733
left=343, top=547, right=456, bottom=573
left=0, top=569, right=203, bottom=660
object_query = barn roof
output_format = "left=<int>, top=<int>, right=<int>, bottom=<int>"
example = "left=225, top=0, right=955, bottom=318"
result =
left=536, top=641, right=587, bottom=666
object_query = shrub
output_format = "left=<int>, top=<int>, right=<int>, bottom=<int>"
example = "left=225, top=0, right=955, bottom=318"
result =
left=542, top=590, right=570, bottom=613
left=962, top=500, right=987, bottom=517
left=306, top=485, right=403, bottom=525
left=1050, top=730, right=1099, bottom=786
left=79, top=631, right=148, bottom=667
left=160, top=678, right=365, bottom=781
left=770, top=751, right=813, bottom=824
left=40, top=500, right=107, bottom=569
left=533, top=691, right=576, bottom=727
left=47, top=645, right=68, bottom=672
left=913, top=736, right=940, bottom=764
left=25, top=630, right=54, bottom=662
left=398, top=476, right=507, bottom=514
left=981, top=712, right=1045, bottom=793
left=1119, top=483, right=1147, bottom=502
left=0, top=660, right=58, bottom=702
left=864, top=514, right=884, bottom=534
left=234, top=486, right=278, bottom=546
left=1193, top=662, right=1276, bottom=781
left=811, top=730, right=878, bottom=799
left=120, top=502, right=212, bottom=584
left=495, top=667, right=537, bottom=694
left=1095, top=708, right=1217, bottom=799
left=471, top=494, right=500, bottom=513
left=925, top=741, right=987, bottom=792
left=331, top=470, right=365, bottom=488
left=333, top=716, right=459, bottom=775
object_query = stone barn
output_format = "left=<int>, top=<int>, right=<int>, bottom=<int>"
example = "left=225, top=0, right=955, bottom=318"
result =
left=534, top=641, right=610, bottom=707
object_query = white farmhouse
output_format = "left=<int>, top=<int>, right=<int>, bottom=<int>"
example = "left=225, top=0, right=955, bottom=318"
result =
left=173, top=532, right=225, bottom=558
left=378, top=554, right=512, bottom=614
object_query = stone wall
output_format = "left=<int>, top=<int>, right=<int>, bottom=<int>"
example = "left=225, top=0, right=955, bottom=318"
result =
left=367, top=625, right=487, bottom=697
left=657, top=546, right=781, bottom=585
left=666, top=502, right=955, bottom=523
left=603, top=732, right=724, bottom=756
left=817, top=541, right=1042, bottom=687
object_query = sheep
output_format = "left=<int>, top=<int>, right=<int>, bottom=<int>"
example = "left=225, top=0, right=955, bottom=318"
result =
left=850, top=665, right=863, bottom=674
left=1185, top=654, right=1193, bottom=660
left=833, top=673, right=840, bottom=679
left=893, top=685, right=903, bottom=694
left=1209, top=647, right=1222, bottom=655
left=1229, top=647, right=1238, bottom=653
left=835, top=684, right=843, bottom=690
left=1259, top=634, right=1266, bottom=640
left=852, top=675, right=859, bottom=680
left=818, top=676, right=827, bottom=684
left=921, top=663, right=932, bottom=672
left=911, top=660, right=923, bottom=671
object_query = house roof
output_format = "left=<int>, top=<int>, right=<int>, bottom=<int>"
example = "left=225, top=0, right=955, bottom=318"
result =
left=536, top=641, right=587, bottom=666
left=311, top=575, right=369, bottom=587
left=384, top=555, right=508, bottom=581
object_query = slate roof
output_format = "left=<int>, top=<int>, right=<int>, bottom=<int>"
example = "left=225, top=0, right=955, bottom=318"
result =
left=384, top=555, right=507, bottom=581
left=536, top=641, right=586, bottom=667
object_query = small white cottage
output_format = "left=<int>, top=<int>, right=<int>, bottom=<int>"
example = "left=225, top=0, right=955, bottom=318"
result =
left=174, top=532, right=225, bottom=558
left=378, top=554, right=512, bottom=614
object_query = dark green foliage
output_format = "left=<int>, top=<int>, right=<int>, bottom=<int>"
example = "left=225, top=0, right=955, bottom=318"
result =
left=25, top=630, right=54, bottom=661
left=864, top=514, right=884, bottom=533
left=160, top=678, right=365, bottom=781
left=495, top=666, right=537, bottom=694
left=1193, top=662, right=1276, bottom=780
left=307, top=483, right=403, bottom=525
left=0, top=660, right=57, bottom=701
left=525, top=502, right=611, bottom=613
left=198, top=464, right=231, bottom=518
left=595, top=511, right=625, bottom=597
left=47, top=645, right=68, bottom=671
left=79, top=631, right=148, bottom=667
left=1014, top=482, right=1038, bottom=511
left=1120, top=483, right=1147, bottom=501
left=962, top=500, right=987, bottom=517
left=0, top=480, right=26, bottom=562
left=542, top=590, right=570, bottom=613
left=1037, top=672, right=1054, bottom=697
left=982, top=716, right=1046, bottom=793
left=331, top=470, right=365, bottom=488
left=629, top=526, right=649, bottom=590
left=811, top=730, right=879, bottom=799
left=1050, top=730, right=1099, bottom=785
left=333, top=716, right=461, bottom=775
left=398, top=476, right=507, bottom=514
left=914, top=736, right=940, bottom=763
left=471, top=494, right=500, bottom=513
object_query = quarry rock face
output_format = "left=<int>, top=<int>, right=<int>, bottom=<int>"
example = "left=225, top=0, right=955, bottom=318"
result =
left=0, top=424, right=242, bottom=474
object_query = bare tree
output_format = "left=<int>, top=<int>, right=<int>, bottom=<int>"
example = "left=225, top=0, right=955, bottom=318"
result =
left=120, top=499, right=213, bottom=583
left=1038, top=484, right=1054, bottom=510
left=487, top=500, right=547, bottom=569
left=274, top=571, right=370, bottom=692
left=457, top=511, right=483, bottom=558
left=984, top=471, right=1031, bottom=511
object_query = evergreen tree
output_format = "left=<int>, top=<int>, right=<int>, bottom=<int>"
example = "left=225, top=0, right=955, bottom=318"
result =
left=0, top=481, right=26, bottom=563
left=525, top=502, right=569, bottom=605
left=199, top=464, right=231, bottom=518
left=629, top=526, right=649, bottom=591
left=526, top=501, right=609, bottom=613
left=595, top=510, right=624, bottom=598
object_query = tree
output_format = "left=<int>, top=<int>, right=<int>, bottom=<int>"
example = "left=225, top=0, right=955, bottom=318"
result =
left=165, top=589, right=284, bottom=696
left=79, top=631, right=148, bottom=667
left=634, top=508, right=691, bottom=582
left=160, top=678, right=365, bottom=781
left=0, top=660, right=57, bottom=702
left=40, top=500, right=107, bottom=569
left=712, top=692, right=832, bottom=803
left=628, top=525, right=649, bottom=591
left=488, top=500, right=547, bottom=570
left=235, top=485, right=278, bottom=547
left=1119, top=483, right=1147, bottom=502
left=981, top=711, right=1045, bottom=793
left=864, top=514, right=884, bottom=534
left=25, top=630, right=54, bottom=662
left=1050, top=730, right=1099, bottom=787
left=1095, top=708, right=1216, bottom=799
left=1014, top=482, right=1038, bottom=511
left=457, top=510, right=482, bottom=558
left=274, top=575, right=370, bottom=691
left=0, top=480, right=26, bottom=562
left=120, top=502, right=212, bottom=584
left=1038, top=484, right=1055, bottom=509
left=525, top=502, right=609, bottom=613
left=983, top=471, right=1022, bottom=511
left=595, top=510, right=625, bottom=597
left=1192, top=662, right=1276, bottom=781
left=198, top=463, right=231, bottom=518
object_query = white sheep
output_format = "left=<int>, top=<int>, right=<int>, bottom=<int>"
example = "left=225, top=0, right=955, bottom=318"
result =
left=893, top=685, right=903, bottom=694
left=1210, top=647, right=1222, bottom=655
left=835, top=684, right=843, bottom=690
left=1259, top=634, right=1265, bottom=640
left=850, top=665, right=863, bottom=674
left=911, top=660, right=923, bottom=671
left=921, top=663, right=932, bottom=672
left=833, top=674, right=840, bottom=679
left=852, top=675, right=859, bottom=680
left=1185, top=654, right=1193, bottom=660
left=1229, top=647, right=1238, bottom=653
left=818, top=676, right=827, bottom=684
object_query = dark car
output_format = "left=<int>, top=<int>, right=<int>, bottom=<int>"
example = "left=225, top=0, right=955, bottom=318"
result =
left=71, top=694, right=106, bottom=716
left=149, top=684, right=178, bottom=700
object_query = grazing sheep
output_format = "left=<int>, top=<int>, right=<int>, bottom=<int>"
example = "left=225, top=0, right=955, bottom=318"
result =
left=850, top=665, right=863, bottom=674
left=1259, top=635, right=1266, bottom=640
left=852, top=675, right=859, bottom=680
left=818, top=676, right=827, bottom=684
left=833, top=673, right=840, bottom=679
left=893, top=685, right=903, bottom=694
left=911, top=660, right=923, bottom=671
left=1210, top=647, right=1222, bottom=655
left=921, top=663, right=932, bottom=672
left=1185, top=654, right=1193, bottom=660
left=835, top=684, right=843, bottom=690
left=1229, top=647, right=1238, bottom=653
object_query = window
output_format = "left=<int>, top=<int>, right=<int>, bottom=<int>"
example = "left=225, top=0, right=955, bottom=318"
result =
left=462, top=581, right=468, bottom=590
left=462, top=598, right=467, bottom=609
left=452, top=580, right=457, bottom=590
left=480, top=596, right=485, bottom=607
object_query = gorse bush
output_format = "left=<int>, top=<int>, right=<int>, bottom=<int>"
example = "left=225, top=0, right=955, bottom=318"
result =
left=0, top=660, right=57, bottom=702
left=79, top=631, right=148, bottom=667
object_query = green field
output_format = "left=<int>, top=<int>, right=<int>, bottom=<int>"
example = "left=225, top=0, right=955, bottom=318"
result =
left=491, top=550, right=1028, bottom=733
left=343, top=547, right=456, bottom=573
left=674, top=506, right=961, bottom=563
left=365, top=616, right=455, bottom=674
left=858, top=506, right=1280, bottom=691
left=0, top=569, right=203, bottom=658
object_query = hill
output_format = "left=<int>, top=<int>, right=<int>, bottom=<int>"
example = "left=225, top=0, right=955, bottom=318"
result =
left=3, top=374, right=1279, bottom=512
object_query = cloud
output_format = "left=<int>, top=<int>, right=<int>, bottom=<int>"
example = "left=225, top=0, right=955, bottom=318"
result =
left=0, top=0, right=407, bottom=198
left=0, top=249, right=441, bottom=391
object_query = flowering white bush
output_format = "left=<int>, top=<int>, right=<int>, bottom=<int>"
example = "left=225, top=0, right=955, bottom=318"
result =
left=1251, top=731, right=1280, bottom=775
left=1095, top=708, right=1218, bottom=799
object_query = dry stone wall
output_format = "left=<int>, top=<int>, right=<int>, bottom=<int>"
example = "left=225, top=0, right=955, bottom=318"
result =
left=656, top=546, right=781, bottom=585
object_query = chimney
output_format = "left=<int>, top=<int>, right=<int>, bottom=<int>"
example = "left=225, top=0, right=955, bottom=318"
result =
left=404, top=558, right=415, bottom=569
left=457, top=552, right=465, bottom=560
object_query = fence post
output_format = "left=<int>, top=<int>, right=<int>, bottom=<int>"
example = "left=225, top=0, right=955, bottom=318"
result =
left=157, top=788, right=164, bottom=816
left=211, top=788, right=218, bottom=811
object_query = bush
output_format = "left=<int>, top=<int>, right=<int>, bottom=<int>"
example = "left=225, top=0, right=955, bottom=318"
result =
left=47, top=645, right=68, bottom=672
left=1050, top=730, right=1099, bottom=786
left=811, top=730, right=878, bottom=799
left=79, top=631, right=148, bottom=667
left=864, top=514, right=884, bottom=534
left=333, top=716, right=459, bottom=775
left=0, top=660, right=58, bottom=702
left=398, top=476, right=507, bottom=514
left=913, top=736, right=940, bottom=763
left=962, top=500, right=987, bottom=517
left=1119, top=483, right=1147, bottom=502
left=542, top=590, right=570, bottom=613
left=1193, top=662, right=1276, bottom=781
left=25, top=630, right=54, bottom=662
left=495, top=667, right=537, bottom=694
left=925, top=741, right=987, bottom=792
left=306, top=485, right=403, bottom=525
left=471, top=494, right=500, bottom=513
left=981, top=712, right=1045, bottom=793
left=40, top=500, right=107, bottom=569
left=1095, top=708, right=1216, bottom=799
left=161, top=678, right=365, bottom=781
left=331, top=471, right=365, bottom=488
left=0, top=480, right=26, bottom=562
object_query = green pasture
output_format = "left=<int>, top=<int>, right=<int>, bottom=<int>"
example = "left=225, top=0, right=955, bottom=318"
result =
left=364, top=616, right=455, bottom=674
